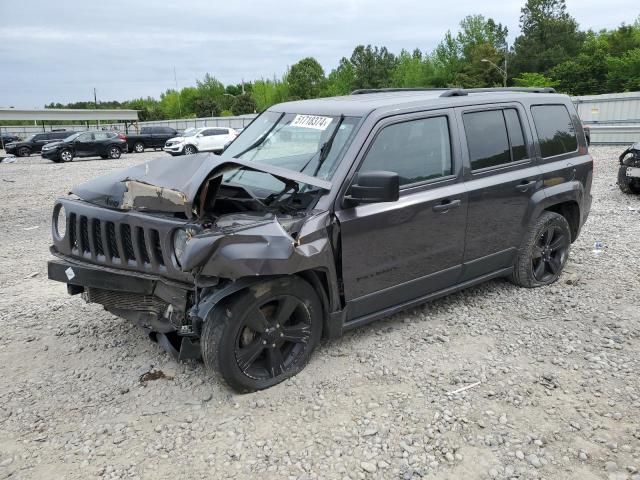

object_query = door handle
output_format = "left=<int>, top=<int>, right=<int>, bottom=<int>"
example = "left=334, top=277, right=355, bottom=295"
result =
left=516, top=180, right=537, bottom=192
left=432, top=199, right=461, bottom=212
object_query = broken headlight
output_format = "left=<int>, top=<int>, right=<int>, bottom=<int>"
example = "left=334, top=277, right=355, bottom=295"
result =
left=173, top=228, right=199, bottom=266
left=53, top=203, right=66, bottom=239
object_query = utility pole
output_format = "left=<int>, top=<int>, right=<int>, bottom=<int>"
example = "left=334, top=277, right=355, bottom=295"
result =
left=94, top=87, right=100, bottom=127
left=174, top=66, right=183, bottom=118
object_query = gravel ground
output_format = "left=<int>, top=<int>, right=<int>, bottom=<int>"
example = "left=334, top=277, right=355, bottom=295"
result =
left=0, top=146, right=639, bottom=480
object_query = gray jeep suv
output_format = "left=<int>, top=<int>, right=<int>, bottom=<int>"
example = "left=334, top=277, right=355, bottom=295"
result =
left=47, top=87, right=593, bottom=392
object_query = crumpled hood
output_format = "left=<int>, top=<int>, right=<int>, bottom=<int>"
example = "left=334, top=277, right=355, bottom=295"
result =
left=71, top=153, right=331, bottom=218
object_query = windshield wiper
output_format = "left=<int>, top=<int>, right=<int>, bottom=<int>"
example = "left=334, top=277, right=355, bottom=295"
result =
left=312, top=115, right=344, bottom=177
left=233, top=112, right=285, bottom=159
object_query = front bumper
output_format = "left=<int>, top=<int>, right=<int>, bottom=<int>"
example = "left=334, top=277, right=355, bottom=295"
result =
left=41, top=149, right=60, bottom=160
left=163, top=143, right=184, bottom=154
left=4, top=145, right=17, bottom=154
left=48, top=257, right=201, bottom=359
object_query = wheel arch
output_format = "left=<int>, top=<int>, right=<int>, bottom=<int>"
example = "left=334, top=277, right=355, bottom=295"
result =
left=530, top=181, right=585, bottom=243
left=544, top=201, right=581, bottom=242
left=193, top=269, right=342, bottom=339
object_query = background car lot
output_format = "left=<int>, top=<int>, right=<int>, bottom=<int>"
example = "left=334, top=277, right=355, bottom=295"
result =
left=0, top=147, right=639, bottom=479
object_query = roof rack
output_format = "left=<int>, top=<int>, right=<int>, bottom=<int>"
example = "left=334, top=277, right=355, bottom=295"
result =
left=350, top=88, right=448, bottom=95
left=439, top=87, right=556, bottom=97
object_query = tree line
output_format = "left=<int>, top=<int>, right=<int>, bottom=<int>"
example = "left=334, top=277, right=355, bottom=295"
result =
left=43, top=0, right=640, bottom=122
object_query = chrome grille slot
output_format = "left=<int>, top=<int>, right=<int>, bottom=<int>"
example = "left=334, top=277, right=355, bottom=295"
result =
left=80, top=216, right=90, bottom=254
left=106, top=221, right=119, bottom=259
left=121, top=224, right=136, bottom=261
left=93, top=219, right=104, bottom=257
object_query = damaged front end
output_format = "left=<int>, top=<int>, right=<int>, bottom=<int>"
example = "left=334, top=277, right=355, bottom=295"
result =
left=48, top=154, right=339, bottom=359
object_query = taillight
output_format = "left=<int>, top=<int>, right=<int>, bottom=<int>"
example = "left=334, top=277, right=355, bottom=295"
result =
left=118, top=133, right=127, bottom=141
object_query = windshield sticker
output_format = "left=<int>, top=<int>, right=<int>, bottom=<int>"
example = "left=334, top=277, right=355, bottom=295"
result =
left=290, top=115, right=333, bottom=131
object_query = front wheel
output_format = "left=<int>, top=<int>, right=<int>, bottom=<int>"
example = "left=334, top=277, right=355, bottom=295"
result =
left=201, top=277, right=323, bottom=392
left=59, top=149, right=73, bottom=162
left=184, top=145, right=197, bottom=155
left=108, top=146, right=121, bottom=159
left=510, top=212, right=571, bottom=288
left=17, top=147, right=30, bottom=157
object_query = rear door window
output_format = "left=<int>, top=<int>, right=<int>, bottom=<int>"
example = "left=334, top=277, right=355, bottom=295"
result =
left=504, top=109, right=528, bottom=161
left=359, top=116, right=453, bottom=186
left=531, top=105, right=577, bottom=158
left=463, top=108, right=529, bottom=170
left=463, top=110, right=511, bottom=170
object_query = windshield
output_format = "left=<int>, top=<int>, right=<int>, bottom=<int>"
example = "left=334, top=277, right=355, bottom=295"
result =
left=221, top=111, right=360, bottom=194
left=24, top=134, right=36, bottom=142
left=182, top=128, right=199, bottom=137
left=64, top=133, right=80, bottom=142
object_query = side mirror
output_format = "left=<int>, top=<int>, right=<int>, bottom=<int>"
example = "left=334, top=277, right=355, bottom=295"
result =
left=196, top=133, right=203, bottom=138
left=346, top=171, right=399, bottom=205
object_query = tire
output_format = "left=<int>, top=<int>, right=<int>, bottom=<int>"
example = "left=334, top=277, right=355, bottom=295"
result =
left=510, top=211, right=571, bottom=288
left=133, top=142, right=145, bottom=153
left=59, top=149, right=73, bottom=163
left=617, top=164, right=640, bottom=194
left=108, top=146, right=121, bottom=159
left=17, top=147, right=30, bottom=157
left=201, top=277, right=323, bottom=392
left=184, top=145, right=197, bottom=155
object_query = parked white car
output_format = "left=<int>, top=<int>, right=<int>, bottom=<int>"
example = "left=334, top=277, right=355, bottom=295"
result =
left=163, top=127, right=237, bottom=156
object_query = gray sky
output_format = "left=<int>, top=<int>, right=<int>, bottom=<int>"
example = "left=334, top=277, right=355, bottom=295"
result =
left=0, top=0, right=634, bottom=107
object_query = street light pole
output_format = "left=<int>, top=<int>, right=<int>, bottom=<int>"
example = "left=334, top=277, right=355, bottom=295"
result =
left=481, top=58, right=507, bottom=87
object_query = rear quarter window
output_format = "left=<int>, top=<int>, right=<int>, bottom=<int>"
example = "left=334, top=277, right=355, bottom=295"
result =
left=531, top=104, right=578, bottom=158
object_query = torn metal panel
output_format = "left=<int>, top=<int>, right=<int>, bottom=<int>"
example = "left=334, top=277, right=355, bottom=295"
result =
left=121, top=181, right=188, bottom=211
left=71, top=153, right=331, bottom=218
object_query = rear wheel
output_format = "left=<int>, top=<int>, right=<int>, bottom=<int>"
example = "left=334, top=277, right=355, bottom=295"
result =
left=59, top=149, right=73, bottom=162
left=184, top=145, right=197, bottom=155
left=201, top=277, right=323, bottom=392
left=510, top=211, right=571, bottom=288
left=17, top=147, right=30, bottom=157
left=617, top=164, right=640, bottom=194
left=108, top=146, right=121, bottom=159
left=134, top=142, right=145, bottom=153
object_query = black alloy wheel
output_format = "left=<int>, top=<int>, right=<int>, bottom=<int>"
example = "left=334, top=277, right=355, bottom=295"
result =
left=531, top=224, right=570, bottom=283
left=510, top=211, right=572, bottom=288
left=234, top=295, right=312, bottom=380
left=202, top=277, right=322, bottom=392
left=18, top=147, right=30, bottom=157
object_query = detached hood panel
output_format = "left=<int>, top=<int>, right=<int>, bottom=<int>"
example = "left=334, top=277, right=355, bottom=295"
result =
left=71, top=153, right=332, bottom=218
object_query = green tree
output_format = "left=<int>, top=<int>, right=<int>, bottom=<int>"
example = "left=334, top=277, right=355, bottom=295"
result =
left=231, top=93, right=257, bottom=115
left=288, top=57, right=325, bottom=99
left=322, top=58, right=356, bottom=95
left=391, top=49, right=435, bottom=87
left=252, top=77, right=290, bottom=111
left=193, top=97, right=221, bottom=117
left=350, top=45, right=398, bottom=89
left=511, top=0, right=585, bottom=75
left=550, top=34, right=609, bottom=94
left=512, top=72, right=559, bottom=87
left=607, top=48, right=640, bottom=91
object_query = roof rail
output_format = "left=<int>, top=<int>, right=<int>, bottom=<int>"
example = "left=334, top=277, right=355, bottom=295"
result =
left=350, top=88, right=448, bottom=95
left=439, top=87, right=556, bottom=97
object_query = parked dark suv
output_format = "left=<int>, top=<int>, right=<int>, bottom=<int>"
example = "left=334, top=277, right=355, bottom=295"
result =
left=124, top=126, right=179, bottom=153
left=41, top=131, right=127, bottom=162
left=4, top=130, right=75, bottom=157
left=47, top=88, right=592, bottom=392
